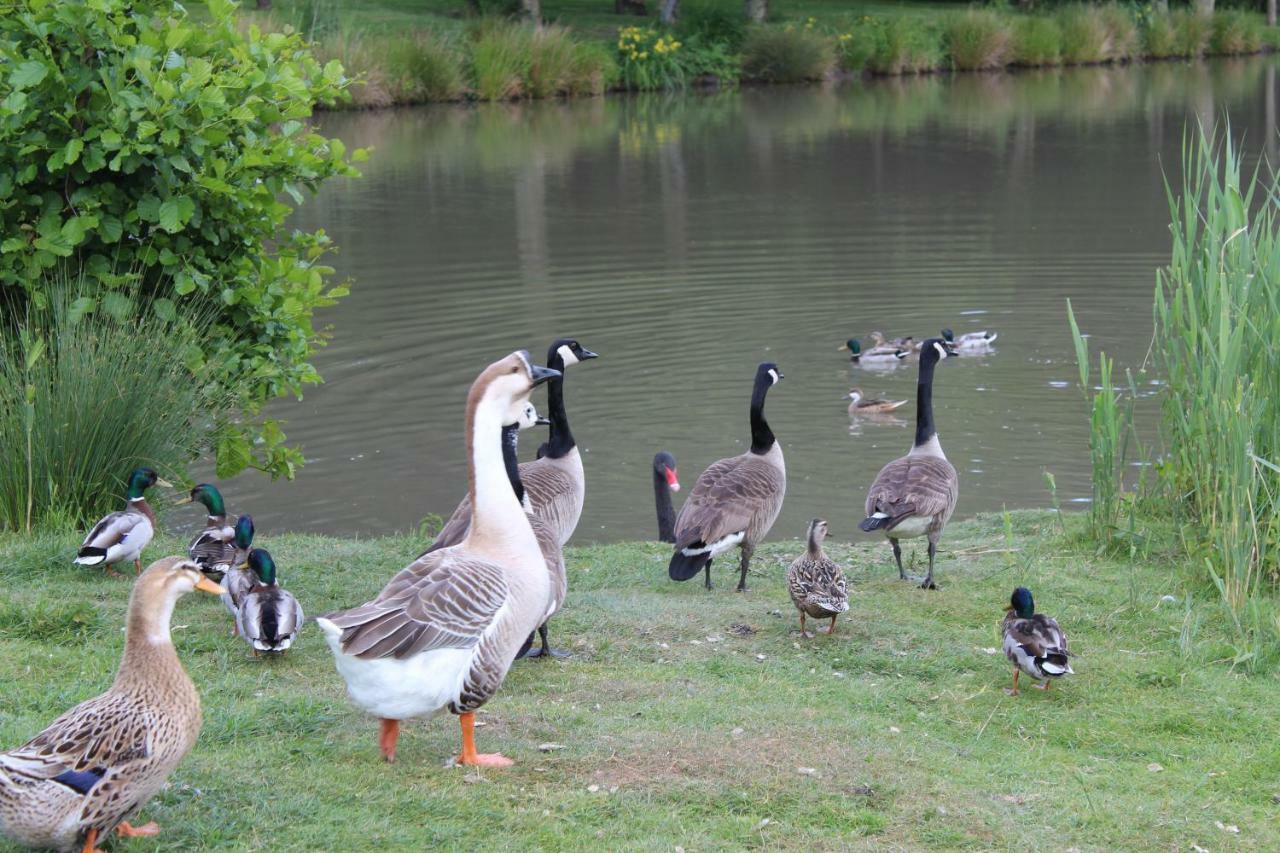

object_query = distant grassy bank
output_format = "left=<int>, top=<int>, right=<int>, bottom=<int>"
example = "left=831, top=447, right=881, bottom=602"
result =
left=2, top=511, right=1278, bottom=849
left=234, top=1, right=1280, bottom=107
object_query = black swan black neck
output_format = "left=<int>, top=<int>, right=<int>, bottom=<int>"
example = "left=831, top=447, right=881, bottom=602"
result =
left=654, top=469, right=676, bottom=543
left=750, top=373, right=775, bottom=455
left=544, top=346, right=575, bottom=459
left=502, top=424, right=525, bottom=505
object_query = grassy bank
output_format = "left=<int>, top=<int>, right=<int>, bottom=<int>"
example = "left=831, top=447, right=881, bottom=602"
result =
left=2, top=512, right=1278, bottom=848
left=233, top=1, right=1280, bottom=106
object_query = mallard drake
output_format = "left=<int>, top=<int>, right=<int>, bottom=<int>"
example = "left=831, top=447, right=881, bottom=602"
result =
left=942, top=327, right=997, bottom=350
left=847, top=388, right=908, bottom=415
left=0, top=558, right=222, bottom=852
left=669, top=363, right=786, bottom=592
left=1002, top=587, right=1073, bottom=695
left=219, top=515, right=259, bottom=630
left=870, top=331, right=915, bottom=350
left=73, top=468, right=169, bottom=575
left=860, top=339, right=959, bottom=589
left=234, top=548, right=303, bottom=655
left=786, top=519, right=849, bottom=638
left=652, top=451, right=680, bottom=544
left=839, top=338, right=907, bottom=364
left=179, top=483, right=245, bottom=580
left=317, top=351, right=559, bottom=767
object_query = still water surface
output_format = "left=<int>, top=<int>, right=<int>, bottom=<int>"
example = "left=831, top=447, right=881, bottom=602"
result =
left=221, top=59, right=1279, bottom=542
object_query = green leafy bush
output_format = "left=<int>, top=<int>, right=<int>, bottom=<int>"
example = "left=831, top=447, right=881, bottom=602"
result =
left=945, top=10, right=1012, bottom=71
left=741, top=26, right=835, bottom=84
left=0, top=0, right=360, bottom=480
left=1011, top=16, right=1062, bottom=66
left=679, top=34, right=742, bottom=85
left=677, top=0, right=748, bottom=50
left=616, top=25, right=689, bottom=91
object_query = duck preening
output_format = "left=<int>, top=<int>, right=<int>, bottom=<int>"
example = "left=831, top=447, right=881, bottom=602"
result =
left=424, top=338, right=598, bottom=555
left=847, top=388, right=908, bottom=415
left=73, top=467, right=169, bottom=575
left=860, top=338, right=959, bottom=589
left=942, top=327, right=997, bottom=350
left=786, top=519, right=849, bottom=638
left=652, top=451, right=680, bottom=544
left=218, top=515, right=260, bottom=631
left=234, top=548, right=303, bottom=655
left=1002, top=587, right=1073, bottom=695
left=669, top=363, right=786, bottom=592
left=317, top=351, right=559, bottom=767
left=182, top=484, right=252, bottom=580
left=839, top=338, right=907, bottom=364
left=0, top=558, right=222, bottom=852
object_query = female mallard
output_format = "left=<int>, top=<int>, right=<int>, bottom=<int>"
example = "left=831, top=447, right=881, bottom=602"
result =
left=73, top=468, right=169, bottom=575
left=847, top=388, right=908, bottom=415
left=317, top=351, right=559, bottom=767
left=839, top=338, right=907, bottom=364
left=786, top=519, right=848, bottom=638
left=0, top=558, right=222, bottom=852
left=869, top=331, right=915, bottom=350
left=179, top=484, right=245, bottom=580
left=942, top=327, right=997, bottom=351
left=1002, top=587, right=1072, bottom=695
left=234, top=548, right=304, bottom=655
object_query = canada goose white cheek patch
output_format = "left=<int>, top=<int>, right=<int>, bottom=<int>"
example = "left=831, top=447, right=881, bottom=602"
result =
left=768, top=369, right=780, bottom=384
left=934, top=343, right=948, bottom=359
left=557, top=345, right=579, bottom=367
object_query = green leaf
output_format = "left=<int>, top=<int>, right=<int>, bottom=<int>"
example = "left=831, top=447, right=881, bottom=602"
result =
left=0, top=237, right=26, bottom=253
left=9, top=61, right=49, bottom=90
left=64, top=138, right=84, bottom=165
left=158, top=196, right=194, bottom=232
left=68, top=297, right=97, bottom=322
left=215, top=428, right=253, bottom=479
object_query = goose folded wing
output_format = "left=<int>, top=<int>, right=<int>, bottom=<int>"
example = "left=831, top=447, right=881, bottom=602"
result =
left=520, top=461, right=577, bottom=531
left=864, top=457, right=957, bottom=524
left=326, top=556, right=509, bottom=660
left=81, top=512, right=142, bottom=550
left=675, top=457, right=783, bottom=547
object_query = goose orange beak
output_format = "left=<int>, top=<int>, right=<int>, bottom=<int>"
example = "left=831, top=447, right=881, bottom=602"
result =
left=196, top=577, right=226, bottom=595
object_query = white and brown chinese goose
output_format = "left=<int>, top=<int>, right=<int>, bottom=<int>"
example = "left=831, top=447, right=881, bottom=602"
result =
left=317, top=352, right=559, bottom=767
left=860, top=337, right=959, bottom=589
left=423, top=338, right=598, bottom=555
left=668, top=363, right=786, bottom=592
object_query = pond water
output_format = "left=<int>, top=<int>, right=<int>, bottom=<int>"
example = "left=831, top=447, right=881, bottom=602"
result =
left=219, top=58, right=1279, bottom=543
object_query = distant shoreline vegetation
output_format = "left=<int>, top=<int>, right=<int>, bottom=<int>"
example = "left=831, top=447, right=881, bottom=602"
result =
left=240, top=2, right=1280, bottom=108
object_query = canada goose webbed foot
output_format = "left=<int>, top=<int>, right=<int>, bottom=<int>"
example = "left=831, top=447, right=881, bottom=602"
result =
left=523, top=646, right=571, bottom=660
left=919, top=578, right=938, bottom=590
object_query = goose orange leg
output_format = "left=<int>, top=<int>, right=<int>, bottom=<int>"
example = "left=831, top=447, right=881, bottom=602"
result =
left=117, top=821, right=160, bottom=837
left=457, top=712, right=512, bottom=767
left=379, top=718, right=400, bottom=763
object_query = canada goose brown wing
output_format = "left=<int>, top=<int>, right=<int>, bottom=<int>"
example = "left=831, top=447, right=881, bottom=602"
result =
left=323, top=554, right=509, bottom=660
left=520, top=459, right=580, bottom=541
left=531, top=515, right=566, bottom=617
left=864, top=455, right=958, bottom=526
left=674, top=454, right=785, bottom=549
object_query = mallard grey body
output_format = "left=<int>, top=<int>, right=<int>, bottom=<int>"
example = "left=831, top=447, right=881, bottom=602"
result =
left=0, top=559, right=221, bottom=851
left=1002, top=587, right=1072, bottom=694
left=786, top=520, right=848, bottom=637
left=73, top=469, right=166, bottom=573
left=669, top=364, right=785, bottom=592
left=237, top=586, right=304, bottom=653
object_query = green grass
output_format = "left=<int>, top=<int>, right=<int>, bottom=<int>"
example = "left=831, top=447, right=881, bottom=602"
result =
left=2, top=513, right=1278, bottom=849
left=944, top=9, right=1011, bottom=71
left=740, top=25, right=835, bottom=83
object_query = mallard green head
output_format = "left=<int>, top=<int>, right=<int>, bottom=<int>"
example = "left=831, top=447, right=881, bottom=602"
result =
left=126, top=467, right=169, bottom=500
left=941, top=328, right=955, bottom=343
left=1008, top=587, right=1035, bottom=619
left=838, top=338, right=862, bottom=357
left=247, top=548, right=277, bottom=586
left=183, top=483, right=226, bottom=516
left=233, top=514, right=255, bottom=549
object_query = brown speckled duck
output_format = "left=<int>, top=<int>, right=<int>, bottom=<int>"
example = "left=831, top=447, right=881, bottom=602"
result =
left=0, top=558, right=223, bottom=852
left=786, top=519, right=849, bottom=637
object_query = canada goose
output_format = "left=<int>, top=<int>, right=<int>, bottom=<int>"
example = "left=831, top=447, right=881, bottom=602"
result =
left=235, top=548, right=304, bottom=655
left=859, top=338, right=958, bottom=590
left=180, top=484, right=252, bottom=580
left=652, top=451, right=680, bottom=544
left=942, top=327, right=997, bottom=350
left=870, top=331, right=915, bottom=350
left=1002, top=587, right=1073, bottom=695
left=839, top=338, right=908, bottom=364
left=669, top=363, right=786, bottom=592
left=74, top=468, right=170, bottom=575
left=786, top=519, right=849, bottom=638
left=317, top=352, right=558, bottom=767
left=847, top=388, right=908, bottom=415
left=423, top=338, right=598, bottom=555
left=0, top=558, right=222, bottom=853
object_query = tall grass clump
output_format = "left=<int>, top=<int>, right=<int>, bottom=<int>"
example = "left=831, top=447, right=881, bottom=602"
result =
left=1098, top=4, right=1138, bottom=62
left=1011, top=16, right=1061, bottom=66
left=0, top=285, right=223, bottom=533
left=1155, top=130, right=1280, bottom=667
left=1172, top=9, right=1212, bottom=58
left=1208, top=11, right=1264, bottom=57
left=867, top=16, right=942, bottom=75
left=469, top=20, right=534, bottom=100
left=384, top=33, right=467, bottom=103
left=945, top=10, right=1011, bottom=71
left=527, top=26, right=612, bottom=97
left=1143, top=12, right=1178, bottom=59
left=741, top=26, right=835, bottom=83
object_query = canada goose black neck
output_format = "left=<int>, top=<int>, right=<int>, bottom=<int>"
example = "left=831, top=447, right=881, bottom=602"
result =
left=913, top=340, right=946, bottom=449
left=502, top=423, right=525, bottom=506
left=750, top=364, right=779, bottom=455
left=544, top=340, right=579, bottom=459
